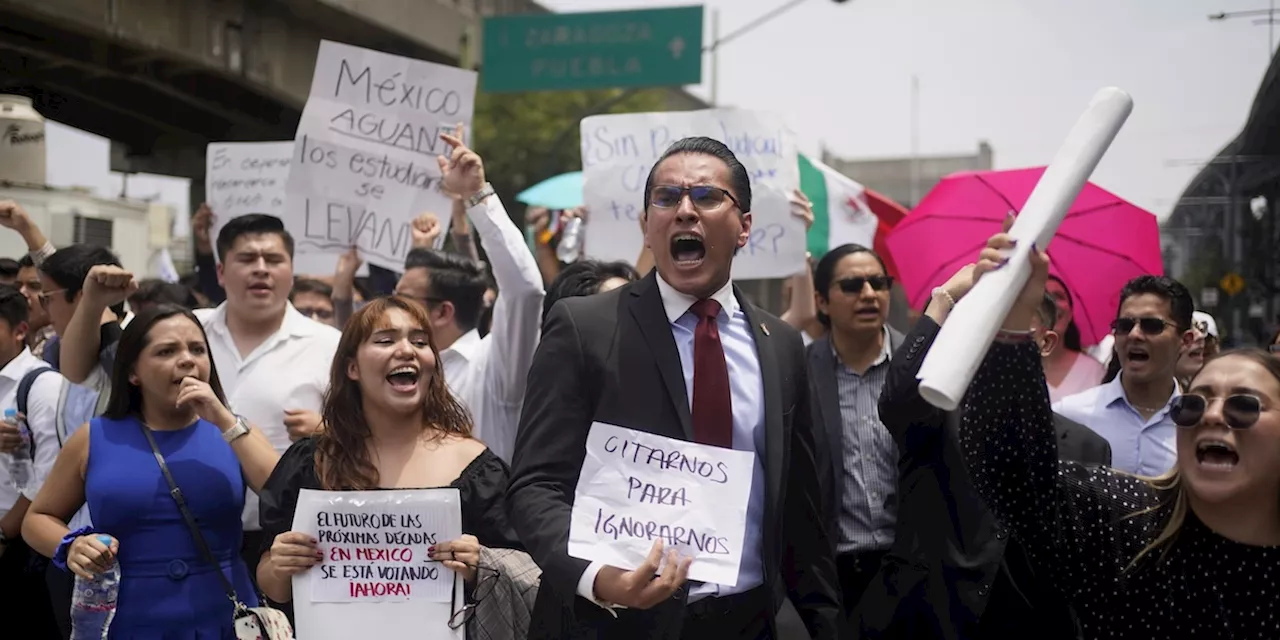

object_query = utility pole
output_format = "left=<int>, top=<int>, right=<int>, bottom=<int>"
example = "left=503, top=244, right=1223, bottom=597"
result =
left=709, top=9, right=721, bottom=105
left=1209, top=2, right=1279, bottom=56
left=910, top=75, right=920, bottom=206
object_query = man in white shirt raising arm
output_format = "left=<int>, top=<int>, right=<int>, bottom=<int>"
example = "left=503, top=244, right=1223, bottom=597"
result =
left=394, top=130, right=544, bottom=462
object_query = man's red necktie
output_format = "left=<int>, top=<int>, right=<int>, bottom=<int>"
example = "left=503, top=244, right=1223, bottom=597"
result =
left=690, top=299, right=733, bottom=448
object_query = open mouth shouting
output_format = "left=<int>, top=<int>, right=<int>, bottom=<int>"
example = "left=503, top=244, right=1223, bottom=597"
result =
left=670, top=233, right=706, bottom=268
left=247, top=281, right=274, bottom=298
left=385, top=365, right=421, bottom=394
left=1195, top=437, right=1239, bottom=471
left=1126, top=345, right=1151, bottom=366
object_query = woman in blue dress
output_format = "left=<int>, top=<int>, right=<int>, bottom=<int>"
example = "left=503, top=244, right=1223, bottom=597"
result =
left=24, top=304, right=281, bottom=638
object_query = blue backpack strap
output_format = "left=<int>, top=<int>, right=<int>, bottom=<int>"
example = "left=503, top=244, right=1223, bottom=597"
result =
left=17, top=366, right=55, bottom=417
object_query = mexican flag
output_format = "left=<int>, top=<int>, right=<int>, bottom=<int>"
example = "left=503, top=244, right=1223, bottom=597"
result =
left=798, top=153, right=906, bottom=277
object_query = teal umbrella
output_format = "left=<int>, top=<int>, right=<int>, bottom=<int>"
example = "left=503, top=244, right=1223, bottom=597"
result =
left=517, top=171, right=583, bottom=210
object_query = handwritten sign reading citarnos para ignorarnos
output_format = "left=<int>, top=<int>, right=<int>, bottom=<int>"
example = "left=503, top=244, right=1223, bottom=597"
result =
left=290, top=488, right=462, bottom=604
left=568, top=422, right=755, bottom=587
left=579, top=109, right=804, bottom=280
left=285, top=40, right=477, bottom=272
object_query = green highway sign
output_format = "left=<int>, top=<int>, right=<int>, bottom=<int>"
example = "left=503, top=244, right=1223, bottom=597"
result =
left=481, top=6, right=704, bottom=93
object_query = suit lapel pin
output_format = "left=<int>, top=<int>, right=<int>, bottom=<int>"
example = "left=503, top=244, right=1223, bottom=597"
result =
left=760, top=323, right=770, bottom=336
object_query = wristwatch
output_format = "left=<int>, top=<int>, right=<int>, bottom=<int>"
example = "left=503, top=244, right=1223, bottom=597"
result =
left=222, top=415, right=251, bottom=444
left=466, top=182, right=496, bottom=209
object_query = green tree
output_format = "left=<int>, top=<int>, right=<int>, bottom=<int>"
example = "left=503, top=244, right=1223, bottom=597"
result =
left=470, top=88, right=667, bottom=216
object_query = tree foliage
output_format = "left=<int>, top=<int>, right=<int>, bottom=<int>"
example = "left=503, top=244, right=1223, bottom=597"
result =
left=470, top=88, right=667, bottom=217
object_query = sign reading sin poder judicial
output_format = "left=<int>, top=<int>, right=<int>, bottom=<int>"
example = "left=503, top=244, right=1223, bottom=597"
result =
left=569, top=423, right=755, bottom=586
left=580, top=109, right=804, bottom=280
left=285, top=40, right=478, bottom=271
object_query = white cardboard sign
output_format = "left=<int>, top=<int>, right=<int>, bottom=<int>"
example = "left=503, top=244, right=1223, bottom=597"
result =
left=569, top=422, right=755, bottom=586
left=580, top=109, right=804, bottom=279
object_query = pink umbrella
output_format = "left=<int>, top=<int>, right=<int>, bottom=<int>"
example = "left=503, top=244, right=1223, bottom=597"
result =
left=886, top=167, right=1163, bottom=347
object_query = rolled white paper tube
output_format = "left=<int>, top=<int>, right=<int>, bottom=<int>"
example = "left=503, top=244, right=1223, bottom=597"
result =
left=916, top=87, right=1134, bottom=411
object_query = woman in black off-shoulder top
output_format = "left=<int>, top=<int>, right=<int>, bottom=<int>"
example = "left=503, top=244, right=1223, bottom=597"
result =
left=255, top=296, right=523, bottom=607
left=958, top=231, right=1280, bottom=640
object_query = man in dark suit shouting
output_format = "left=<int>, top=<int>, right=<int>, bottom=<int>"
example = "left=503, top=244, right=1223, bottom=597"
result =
left=508, top=137, right=842, bottom=640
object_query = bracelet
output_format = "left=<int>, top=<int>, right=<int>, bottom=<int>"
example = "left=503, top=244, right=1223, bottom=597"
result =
left=932, top=286, right=957, bottom=309
left=994, top=328, right=1035, bottom=344
left=53, top=526, right=97, bottom=572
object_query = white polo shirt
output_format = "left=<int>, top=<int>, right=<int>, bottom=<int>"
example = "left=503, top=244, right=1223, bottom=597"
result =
left=0, top=348, right=60, bottom=520
left=195, top=303, right=341, bottom=531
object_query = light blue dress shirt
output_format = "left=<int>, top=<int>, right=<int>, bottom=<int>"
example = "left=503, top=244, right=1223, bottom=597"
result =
left=1052, top=374, right=1180, bottom=476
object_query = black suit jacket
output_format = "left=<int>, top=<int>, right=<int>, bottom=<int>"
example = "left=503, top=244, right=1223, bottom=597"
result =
left=806, top=328, right=906, bottom=544
left=507, top=273, right=842, bottom=640
left=852, top=315, right=1110, bottom=639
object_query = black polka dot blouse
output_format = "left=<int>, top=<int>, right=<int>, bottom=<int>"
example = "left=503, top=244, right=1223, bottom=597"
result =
left=960, top=342, right=1279, bottom=640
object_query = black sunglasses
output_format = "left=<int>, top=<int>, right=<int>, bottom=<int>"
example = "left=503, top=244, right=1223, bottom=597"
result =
left=836, top=275, right=893, bottom=293
left=1269, top=344, right=1280, bottom=354
left=649, top=185, right=741, bottom=212
left=1170, top=394, right=1264, bottom=429
left=445, top=562, right=500, bottom=630
left=1111, top=316, right=1175, bottom=336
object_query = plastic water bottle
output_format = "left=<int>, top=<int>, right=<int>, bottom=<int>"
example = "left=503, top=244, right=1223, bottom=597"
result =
left=4, top=408, right=31, bottom=493
left=556, top=215, right=584, bottom=263
left=70, top=534, right=120, bottom=640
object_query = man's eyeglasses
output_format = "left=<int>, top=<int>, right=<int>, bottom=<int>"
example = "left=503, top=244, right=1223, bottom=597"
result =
left=1268, top=344, right=1280, bottom=354
left=836, top=276, right=893, bottom=294
left=37, top=289, right=67, bottom=310
left=649, top=185, right=741, bottom=212
left=1111, top=316, right=1176, bottom=336
left=1171, top=394, right=1265, bottom=429
left=296, top=307, right=335, bottom=321
left=443, top=562, right=500, bottom=630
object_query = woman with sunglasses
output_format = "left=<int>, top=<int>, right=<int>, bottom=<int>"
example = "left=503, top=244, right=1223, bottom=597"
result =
left=955, top=230, right=1279, bottom=638
left=256, top=296, right=523, bottom=631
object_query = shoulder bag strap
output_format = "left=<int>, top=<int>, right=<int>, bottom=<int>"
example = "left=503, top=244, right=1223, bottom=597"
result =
left=138, top=423, right=246, bottom=611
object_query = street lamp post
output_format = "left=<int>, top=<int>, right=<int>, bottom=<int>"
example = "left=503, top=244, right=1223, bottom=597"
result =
left=1210, top=1, right=1278, bottom=55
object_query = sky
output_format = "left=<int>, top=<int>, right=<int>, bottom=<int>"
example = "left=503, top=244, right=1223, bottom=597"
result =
left=41, top=0, right=1275, bottom=222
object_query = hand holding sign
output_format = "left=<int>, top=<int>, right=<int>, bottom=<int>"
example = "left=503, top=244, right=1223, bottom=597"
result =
left=437, top=129, right=486, bottom=203
left=429, top=534, right=480, bottom=583
left=594, top=540, right=691, bottom=609
left=269, top=532, right=323, bottom=579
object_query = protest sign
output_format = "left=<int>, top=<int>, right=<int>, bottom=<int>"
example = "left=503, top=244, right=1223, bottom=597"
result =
left=580, top=109, right=803, bottom=279
left=285, top=40, right=477, bottom=271
left=204, top=141, right=347, bottom=276
left=291, top=489, right=463, bottom=639
left=568, top=422, right=755, bottom=586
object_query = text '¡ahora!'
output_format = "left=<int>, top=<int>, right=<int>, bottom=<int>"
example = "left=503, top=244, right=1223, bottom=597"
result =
left=314, top=510, right=444, bottom=600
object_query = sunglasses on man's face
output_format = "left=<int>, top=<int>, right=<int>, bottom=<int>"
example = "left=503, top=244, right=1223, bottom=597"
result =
left=835, top=275, right=893, bottom=294
left=648, top=185, right=741, bottom=212
left=1170, top=394, right=1264, bottom=429
left=1269, top=344, right=1280, bottom=354
left=1111, top=316, right=1175, bottom=336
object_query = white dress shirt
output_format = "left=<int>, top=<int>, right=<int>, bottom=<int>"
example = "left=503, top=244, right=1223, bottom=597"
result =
left=1052, top=374, right=1181, bottom=476
left=0, top=348, right=60, bottom=520
left=439, top=195, right=544, bottom=463
left=195, top=303, right=341, bottom=530
left=577, top=276, right=767, bottom=607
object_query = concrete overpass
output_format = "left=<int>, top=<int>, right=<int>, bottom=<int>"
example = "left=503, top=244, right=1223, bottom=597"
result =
left=0, top=0, right=474, bottom=184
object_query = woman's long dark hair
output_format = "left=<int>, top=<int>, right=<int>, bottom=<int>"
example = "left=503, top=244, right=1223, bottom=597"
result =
left=314, top=296, right=473, bottom=491
left=102, top=304, right=228, bottom=420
